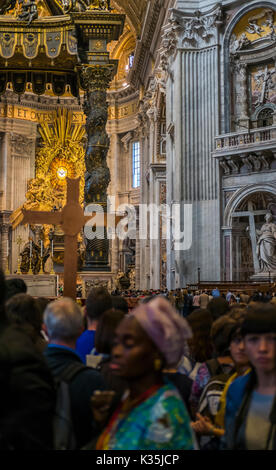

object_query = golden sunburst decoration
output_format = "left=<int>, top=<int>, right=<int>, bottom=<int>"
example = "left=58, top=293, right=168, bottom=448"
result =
left=10, top=109, right=86, bottom=244
left=36, top=107, right=86, bottom=197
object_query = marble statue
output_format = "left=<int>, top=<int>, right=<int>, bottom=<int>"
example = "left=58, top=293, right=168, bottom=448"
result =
left=256, top=213, right=276, bottom=273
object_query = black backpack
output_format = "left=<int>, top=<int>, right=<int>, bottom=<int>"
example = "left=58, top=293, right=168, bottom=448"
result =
left=205, top=358, right=223, bottom=377
left=53, top=362, right=87, bottom=450
left=205, top=358, right=233, bottom=378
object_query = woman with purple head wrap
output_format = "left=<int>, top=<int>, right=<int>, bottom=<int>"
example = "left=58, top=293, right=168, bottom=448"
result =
left=131, top=296, right=192, bottom=366
left=95, top=296, right=195, bottom=450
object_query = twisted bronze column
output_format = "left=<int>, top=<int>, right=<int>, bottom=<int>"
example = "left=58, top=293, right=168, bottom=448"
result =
left=81, top=64, right=115, bottom=270
left=72, top=10, right=125, bottom=270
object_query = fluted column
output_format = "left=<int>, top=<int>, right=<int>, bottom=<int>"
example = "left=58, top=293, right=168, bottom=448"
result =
left=0, top=221, right=10, bottom=272
left=108, top=133, right=120, bottom=277
left=139, top=126, right=150, bottom=290
left=111, top=236, right=119, bottom=276
left=180, top=47, right=220, bottom=202
left=9, top=132, right=36, bottom=274
left=165, top=6, right=222, bottom=285
left=147, top=111, right=160, bottom=289
left=135, top=208, right=140, bottom=289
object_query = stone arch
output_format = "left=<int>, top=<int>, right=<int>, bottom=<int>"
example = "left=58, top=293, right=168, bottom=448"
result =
left=223, top=184, right=276, bottom=280
left=224, top=183, right=276, bottom=227
left=252, top=103, right=276, bottom=127
left=109, top=29, right=136, bottom=87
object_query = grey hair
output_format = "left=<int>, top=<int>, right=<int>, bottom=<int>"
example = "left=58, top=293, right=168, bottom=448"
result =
left=43, top=297, right=83, bottom=341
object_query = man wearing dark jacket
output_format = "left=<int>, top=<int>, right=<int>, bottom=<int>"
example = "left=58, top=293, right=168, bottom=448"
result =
left=0, top=269, right=56, bottom=450
left=43, top=297, right=106, bottom=449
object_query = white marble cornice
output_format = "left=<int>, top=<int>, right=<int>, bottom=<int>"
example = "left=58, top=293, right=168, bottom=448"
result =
left=0, top=90, right=81, bottom=112
left=121, top=131, right=134, bottom=151
left=150, top=162, right=167, bottom=179
left=107, top=85, right=137, bottom=101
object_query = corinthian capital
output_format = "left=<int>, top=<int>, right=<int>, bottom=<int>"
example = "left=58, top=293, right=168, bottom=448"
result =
left=10, top=133, right=34, bottom=156
left=0, top=223, right=10, bottom=234
left=177, top=5, right=223, bottom=47
left=80, top=64, right=116, bottom=92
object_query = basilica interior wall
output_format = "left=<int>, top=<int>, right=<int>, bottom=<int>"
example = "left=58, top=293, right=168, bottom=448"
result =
left=155, top=0, right=276, bottom=286
left=214, top=1, right=276, bottom=281
left=106, top=99, right=141, bottom=282
left=1, top=0, right=276, bottom=289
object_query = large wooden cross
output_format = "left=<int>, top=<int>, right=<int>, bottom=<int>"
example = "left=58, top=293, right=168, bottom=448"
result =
left=231, top=201, right=268, bottom=273
left=21, top=177, right=123, bottom=300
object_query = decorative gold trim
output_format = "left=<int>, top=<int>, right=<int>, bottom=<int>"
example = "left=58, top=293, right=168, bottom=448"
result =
left=10, top=109, right=85, bottom=247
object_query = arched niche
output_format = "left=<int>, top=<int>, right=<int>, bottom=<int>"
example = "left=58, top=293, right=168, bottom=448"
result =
left=223, top=185, right=276, bottom=281
left=223, top=2, right=276, bottom=133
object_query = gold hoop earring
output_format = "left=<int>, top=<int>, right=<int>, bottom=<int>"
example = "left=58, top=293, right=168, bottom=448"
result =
left=154, top=358, right=162, bottom=371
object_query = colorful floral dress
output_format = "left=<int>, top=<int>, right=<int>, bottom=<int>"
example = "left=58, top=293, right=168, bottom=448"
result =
left=96, top=382, right=195, bottom=450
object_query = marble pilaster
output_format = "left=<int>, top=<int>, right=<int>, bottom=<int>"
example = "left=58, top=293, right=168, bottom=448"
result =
left=149, top=164, right=166, bottom=289
left=139, top=122, right=150, bottom=290
left=164, top=6, right=222, bottom=286
left=0, top=216, right=11, bottom=272
left=9, top=132, right=36, bottom=274
left=135, top=209, right=140, bottom=289
left=0, top=113, right=37, bottom=274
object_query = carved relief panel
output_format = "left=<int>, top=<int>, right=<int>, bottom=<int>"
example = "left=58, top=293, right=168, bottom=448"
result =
left=250, top=63, right=276, bottom=112
left=229, top=7, right=276, bottom=131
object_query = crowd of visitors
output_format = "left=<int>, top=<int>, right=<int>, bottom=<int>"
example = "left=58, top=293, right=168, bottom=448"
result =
left=112, top=286, right=276, bottom=316
left=0, top=271, right=275, bottom=451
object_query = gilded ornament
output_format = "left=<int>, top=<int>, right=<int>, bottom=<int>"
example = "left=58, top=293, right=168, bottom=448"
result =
left=17, top=0, right=38, bottom=25
left=0, top=0, right=16, bottom=14
left=95, top=40, right=102, bottom=49
left=11, top=108, right=86, bottom=246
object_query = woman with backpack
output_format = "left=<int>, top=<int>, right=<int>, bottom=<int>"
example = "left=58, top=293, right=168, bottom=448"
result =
left=178, top=309, right=213, bottom=381
left=189, top=314, right=238, bottom=418
left=191, top=312, right=250, bottom=449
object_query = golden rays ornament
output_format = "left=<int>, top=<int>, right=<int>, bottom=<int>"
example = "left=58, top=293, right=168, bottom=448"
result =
left=10, top=109, right=86, bottom=245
